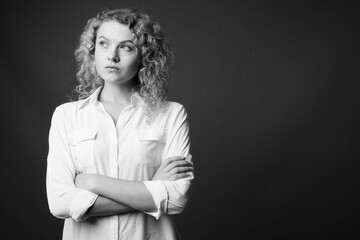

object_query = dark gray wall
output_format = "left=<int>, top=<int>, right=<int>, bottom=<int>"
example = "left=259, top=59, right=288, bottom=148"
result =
left=2, top=0, right=359, bottom=239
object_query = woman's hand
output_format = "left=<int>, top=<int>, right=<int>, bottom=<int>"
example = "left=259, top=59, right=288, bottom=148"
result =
left=152, top=155, right=194, bottom=181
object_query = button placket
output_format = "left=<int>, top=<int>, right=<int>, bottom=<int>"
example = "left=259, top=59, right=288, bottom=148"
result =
left=98, top=103, right=119, bottom=240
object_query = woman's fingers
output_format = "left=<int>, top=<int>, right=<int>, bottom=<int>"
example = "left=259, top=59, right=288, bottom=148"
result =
left=154, top=155, right=194, bottom=181
left=170, top=173, right=191, bottom=181
left=153, top=156, right=185, bottom=180
left=165, top=159, right=191, bottom=172
left=169, top=166, right=193, bottom=175
left=162, top=156, right=186, bottom=169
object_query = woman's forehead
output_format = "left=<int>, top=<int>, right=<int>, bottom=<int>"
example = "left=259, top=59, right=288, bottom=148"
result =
left=97, top=20, right=132, bottom=41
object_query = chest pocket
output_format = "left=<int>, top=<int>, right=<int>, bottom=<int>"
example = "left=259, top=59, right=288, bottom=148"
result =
left=136, top=128, right=166, bottom=167
left=68, top=128, right=98, bottom=169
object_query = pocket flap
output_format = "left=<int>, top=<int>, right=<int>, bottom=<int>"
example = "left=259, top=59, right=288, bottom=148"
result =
left=68, top=128, right=98, bottom=145
left=137, top=128, right=165, bottom=142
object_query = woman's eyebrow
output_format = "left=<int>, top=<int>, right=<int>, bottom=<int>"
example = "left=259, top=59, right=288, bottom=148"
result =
left=120, top=40, right=135, bottom=44
left=97, top=35, right=134, bottom=44
left=97, top=35, right=109, bottom=41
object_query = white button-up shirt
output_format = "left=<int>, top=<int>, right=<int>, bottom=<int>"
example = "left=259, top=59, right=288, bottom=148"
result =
left=46, top=87, right=193, bottom=240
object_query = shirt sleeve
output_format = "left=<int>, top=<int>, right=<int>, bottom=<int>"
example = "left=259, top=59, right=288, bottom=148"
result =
left=46, top=106, right=98, bottom=222
left=143, top=104, right=193, bottom=218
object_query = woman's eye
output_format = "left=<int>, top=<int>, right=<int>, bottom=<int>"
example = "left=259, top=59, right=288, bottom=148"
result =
left=121, top=45, right=134, bottom=52
left=98, top=41, right=108, bottom=47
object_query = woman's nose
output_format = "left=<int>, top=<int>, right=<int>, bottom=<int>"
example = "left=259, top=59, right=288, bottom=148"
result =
left=107, top=49, right=120, bottom=63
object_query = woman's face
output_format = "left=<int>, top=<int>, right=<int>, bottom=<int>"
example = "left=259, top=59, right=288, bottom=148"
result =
left=94, top=20, right=140, bottom=85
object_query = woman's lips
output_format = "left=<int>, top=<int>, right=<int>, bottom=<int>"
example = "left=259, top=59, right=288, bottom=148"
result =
left=106, top=66, right=120, bottom=71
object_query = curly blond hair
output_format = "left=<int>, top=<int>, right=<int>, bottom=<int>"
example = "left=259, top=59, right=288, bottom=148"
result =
left=74, top=8, right=173, bottom=113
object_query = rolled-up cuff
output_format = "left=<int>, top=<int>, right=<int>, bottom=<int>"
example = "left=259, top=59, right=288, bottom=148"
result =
left=68, top=190, right=98, bottom=222
left=143, top=180, right=168, bottom=219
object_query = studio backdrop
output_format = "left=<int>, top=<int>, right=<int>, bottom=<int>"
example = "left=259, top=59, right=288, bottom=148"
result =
left=1, top=0, right=359, bottom=239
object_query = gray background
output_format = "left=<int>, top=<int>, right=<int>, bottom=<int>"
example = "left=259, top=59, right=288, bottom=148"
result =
left=1, top=0, right=359, bottom=239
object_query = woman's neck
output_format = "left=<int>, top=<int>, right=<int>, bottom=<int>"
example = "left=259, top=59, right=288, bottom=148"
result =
left=99, top=81, right=135, bottom=106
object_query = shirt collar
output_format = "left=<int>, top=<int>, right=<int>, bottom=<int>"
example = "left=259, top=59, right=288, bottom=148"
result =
left=77, top=87, right=144, bottom=109
left=129, top=91, right=144, bottom=107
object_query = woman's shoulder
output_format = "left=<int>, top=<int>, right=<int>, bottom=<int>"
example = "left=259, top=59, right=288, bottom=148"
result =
left=52, top=99, right=89, bottom=117
left=164, top=100, right=186, bottom=112
left=166, top=100, right=182, bottom=107
left=159, top=101, right=188, bottom=119
left=50, top=99, right=92, bottom=126
left=55, top=100, right=84, bottom=111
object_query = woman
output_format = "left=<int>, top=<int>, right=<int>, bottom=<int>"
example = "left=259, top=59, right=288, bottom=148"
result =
left=46, top=8, right=194, bottom=240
